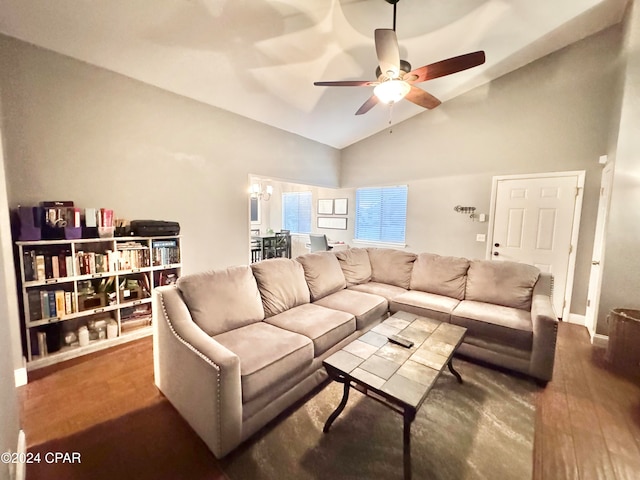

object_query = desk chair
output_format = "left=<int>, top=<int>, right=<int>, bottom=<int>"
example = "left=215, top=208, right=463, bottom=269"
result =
left=309, top=234, right=333, bottom=253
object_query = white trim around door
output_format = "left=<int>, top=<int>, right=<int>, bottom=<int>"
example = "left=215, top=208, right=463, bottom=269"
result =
left=486, top=171, right=585, bottom=320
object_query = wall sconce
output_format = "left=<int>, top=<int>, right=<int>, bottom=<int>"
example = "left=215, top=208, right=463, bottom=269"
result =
left=454, top=205, right=477, bottom=219
left=250, top=183, right=273, bottom=201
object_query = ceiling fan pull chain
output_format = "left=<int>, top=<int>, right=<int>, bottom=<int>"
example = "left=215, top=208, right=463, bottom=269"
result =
left=388, top=103, right=394, bottom=134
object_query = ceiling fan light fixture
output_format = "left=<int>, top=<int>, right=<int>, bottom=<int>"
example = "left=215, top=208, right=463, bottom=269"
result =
left=374, top=80, right=411, bottom=104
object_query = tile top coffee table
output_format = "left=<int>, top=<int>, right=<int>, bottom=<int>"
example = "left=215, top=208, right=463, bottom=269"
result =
left=322, top=311, right=467, bottom=480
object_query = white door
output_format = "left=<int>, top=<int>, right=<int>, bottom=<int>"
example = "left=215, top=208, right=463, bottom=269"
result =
left=488, top=173, right=584, bottom=319
left=585, top=162, right=614, bottom=341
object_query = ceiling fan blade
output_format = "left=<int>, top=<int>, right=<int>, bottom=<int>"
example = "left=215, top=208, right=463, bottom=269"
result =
left=375, top=29, right=400, bottom=78
left=404, top=51, right=486, bottom=83
left=355, top=95, right=380, bottom=115
left=404, top=86, right=442, bottom=110
left=314, top=80, right=377, bottom=87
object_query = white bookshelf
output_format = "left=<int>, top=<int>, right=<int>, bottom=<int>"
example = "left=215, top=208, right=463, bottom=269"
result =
left=16, top=236, right=181, bottom=370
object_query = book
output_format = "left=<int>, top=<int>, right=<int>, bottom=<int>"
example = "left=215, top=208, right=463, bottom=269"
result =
left=40, top=291, right=50, bottom=318
left=51, top=256, right=60, bottom=278
left=27, top=290, right=42, bottom=321
left=152, top=240, right=177, bottom=248
left=23, top=250, right=36, bottom=281
left=55, top=290, right=65, bottom=317
left=69, top=208, right=81, bottom=228
left=35, top=255, right=46, bottom=281
left=88, top=252, right=96, bottom=274
left=58, top=251, right=67, bottom=277
left=65, top=291, right=73, bottom=315
left=85, top=208, right=97, bottom=227
left=95, top=254, right=105, bottom=273
left=44, top=255, right=53, bottom=279
left=48, top=290, right=57, bottom=318
left=65, top=255, right=74, bottom=277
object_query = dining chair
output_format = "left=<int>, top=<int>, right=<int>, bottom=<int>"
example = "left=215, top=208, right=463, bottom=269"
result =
left=250, top=229, right=261, bottom=262
left=309, top=234, right=333, bottom=252
left=275, top=232, right=291, bottom=258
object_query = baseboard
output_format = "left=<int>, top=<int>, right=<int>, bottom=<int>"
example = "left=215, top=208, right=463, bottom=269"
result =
left=15, top=430, right=26, bottom=480
left=566, top=313, right=586, bottom=326
left=592, top=333, right=609, bottom=348
left=8, top=430, right=26, bottom=480
left=14, top=367, right=27, bottom=387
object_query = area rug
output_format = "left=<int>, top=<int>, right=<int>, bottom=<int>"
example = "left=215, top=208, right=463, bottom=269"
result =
left=222, top=358, right=537, bottom=480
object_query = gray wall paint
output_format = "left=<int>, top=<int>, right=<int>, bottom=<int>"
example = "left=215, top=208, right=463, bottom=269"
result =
left=0, top=35, right=341, bottom=276
left=598, top=1, right=640, bottom=334
left=341, top=25, right=623, bottom=316
left=0, top=109, right=20, bottom=480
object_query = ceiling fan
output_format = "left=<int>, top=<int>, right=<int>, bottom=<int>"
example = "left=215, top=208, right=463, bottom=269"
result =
left=314, top=0, right=486, bottom=115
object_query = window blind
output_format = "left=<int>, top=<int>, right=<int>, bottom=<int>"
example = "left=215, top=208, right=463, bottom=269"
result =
left=355, top=186, right=407, bottom=243
left=282, top=192, right=312, bottom=234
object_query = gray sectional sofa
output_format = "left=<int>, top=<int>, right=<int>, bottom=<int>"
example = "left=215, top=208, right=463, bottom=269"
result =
left=153, top=248, right=557, bottom=458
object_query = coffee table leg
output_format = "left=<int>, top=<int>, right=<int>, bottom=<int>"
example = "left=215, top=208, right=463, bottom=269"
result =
left=447, top=359, right=463, bottom=384
left=403, top=410, right=415, bottom=480
left=323, top=378, right=350, bottom=433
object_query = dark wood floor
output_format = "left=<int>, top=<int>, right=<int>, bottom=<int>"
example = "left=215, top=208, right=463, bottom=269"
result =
left=19, top=322, right=640, bottom=479
left=534, top=323, right=640, bottom=480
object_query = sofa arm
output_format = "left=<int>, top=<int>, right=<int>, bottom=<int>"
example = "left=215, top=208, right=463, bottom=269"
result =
left=153, top=286, right=242, bottom=458
left=528, top=288, right=559, bottom=383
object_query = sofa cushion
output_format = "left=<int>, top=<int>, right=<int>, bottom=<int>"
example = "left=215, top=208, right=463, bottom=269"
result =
left=367, top=248, right=416, bottom=289
left=177, top=265, right=264, bottom=336
left=296, top=252, right=346, bottom=301
left=251, top=258, right=311, bottom=317
left=348, top=282, right=407, bottom=303
left=390, top=290, right=461, bottom=323
left=265, top=303, right=355, bottom=356
left=314, top=289, right=388, bottom=330
left=213, top=322, right=313, bottom=403
left=334, top=248, right=372, bottom=286
left=465, top=260, right=540, bottom=311
left=451, top=300, right=533, bottom=352
left=410, top=253, right=470, bottom=300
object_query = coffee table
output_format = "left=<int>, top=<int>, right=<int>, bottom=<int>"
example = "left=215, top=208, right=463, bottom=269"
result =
left=322, top=311, right=467, bottom=480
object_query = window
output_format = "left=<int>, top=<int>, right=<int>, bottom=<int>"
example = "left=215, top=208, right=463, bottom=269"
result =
left=282, top=191, right=312, bottom=234
left=355, top=186, right=408, bottom=244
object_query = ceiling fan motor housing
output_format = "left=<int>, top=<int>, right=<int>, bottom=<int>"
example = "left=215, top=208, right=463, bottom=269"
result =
left=376, top=59, right=412, bottom=81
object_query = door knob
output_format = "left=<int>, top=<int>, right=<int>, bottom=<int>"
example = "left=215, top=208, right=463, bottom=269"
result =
left=493, top=252, right=499, bottom=256
left=494, top=243, right=500, bottom=247
left=592, top=261, right=600, bottom=265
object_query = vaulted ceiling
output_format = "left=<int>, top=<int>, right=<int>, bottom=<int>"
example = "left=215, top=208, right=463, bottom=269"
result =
left=0, top=0, right=629, bottom=148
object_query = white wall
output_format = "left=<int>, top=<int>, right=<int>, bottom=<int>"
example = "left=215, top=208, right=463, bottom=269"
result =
left=598, top=1, right=640, bottom=334
left=341, top=25, right=623, bottom=316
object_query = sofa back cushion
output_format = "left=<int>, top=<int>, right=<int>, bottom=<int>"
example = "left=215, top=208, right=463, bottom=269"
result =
left=251, top=258, right=311, bottom=317
left=296, top=252, right=346, bottom=301
left=367, top=248, right=416, bottom=289
left=465, top=260, right=540, bottom=311
left=177, top=265, right=265, bottom=336
left=334, top=248, right=372, bottom=286
left=410, top=253, right=470, bottom=300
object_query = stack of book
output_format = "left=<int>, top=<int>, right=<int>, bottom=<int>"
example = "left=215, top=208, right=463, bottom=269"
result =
left=152, top=239, right=180, bottom=266
left=27, top=289, right=75, bottom=321
left=120, top=304, right=152, bottom=332
left=23, top=250, right=73, bottom=281
left=117, top=242, right=150, bottom=270
left=75, top=250, right=117, bottom=275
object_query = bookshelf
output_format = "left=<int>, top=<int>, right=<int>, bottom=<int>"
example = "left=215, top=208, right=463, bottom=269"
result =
left=16, top=236, right=181, bottom=370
